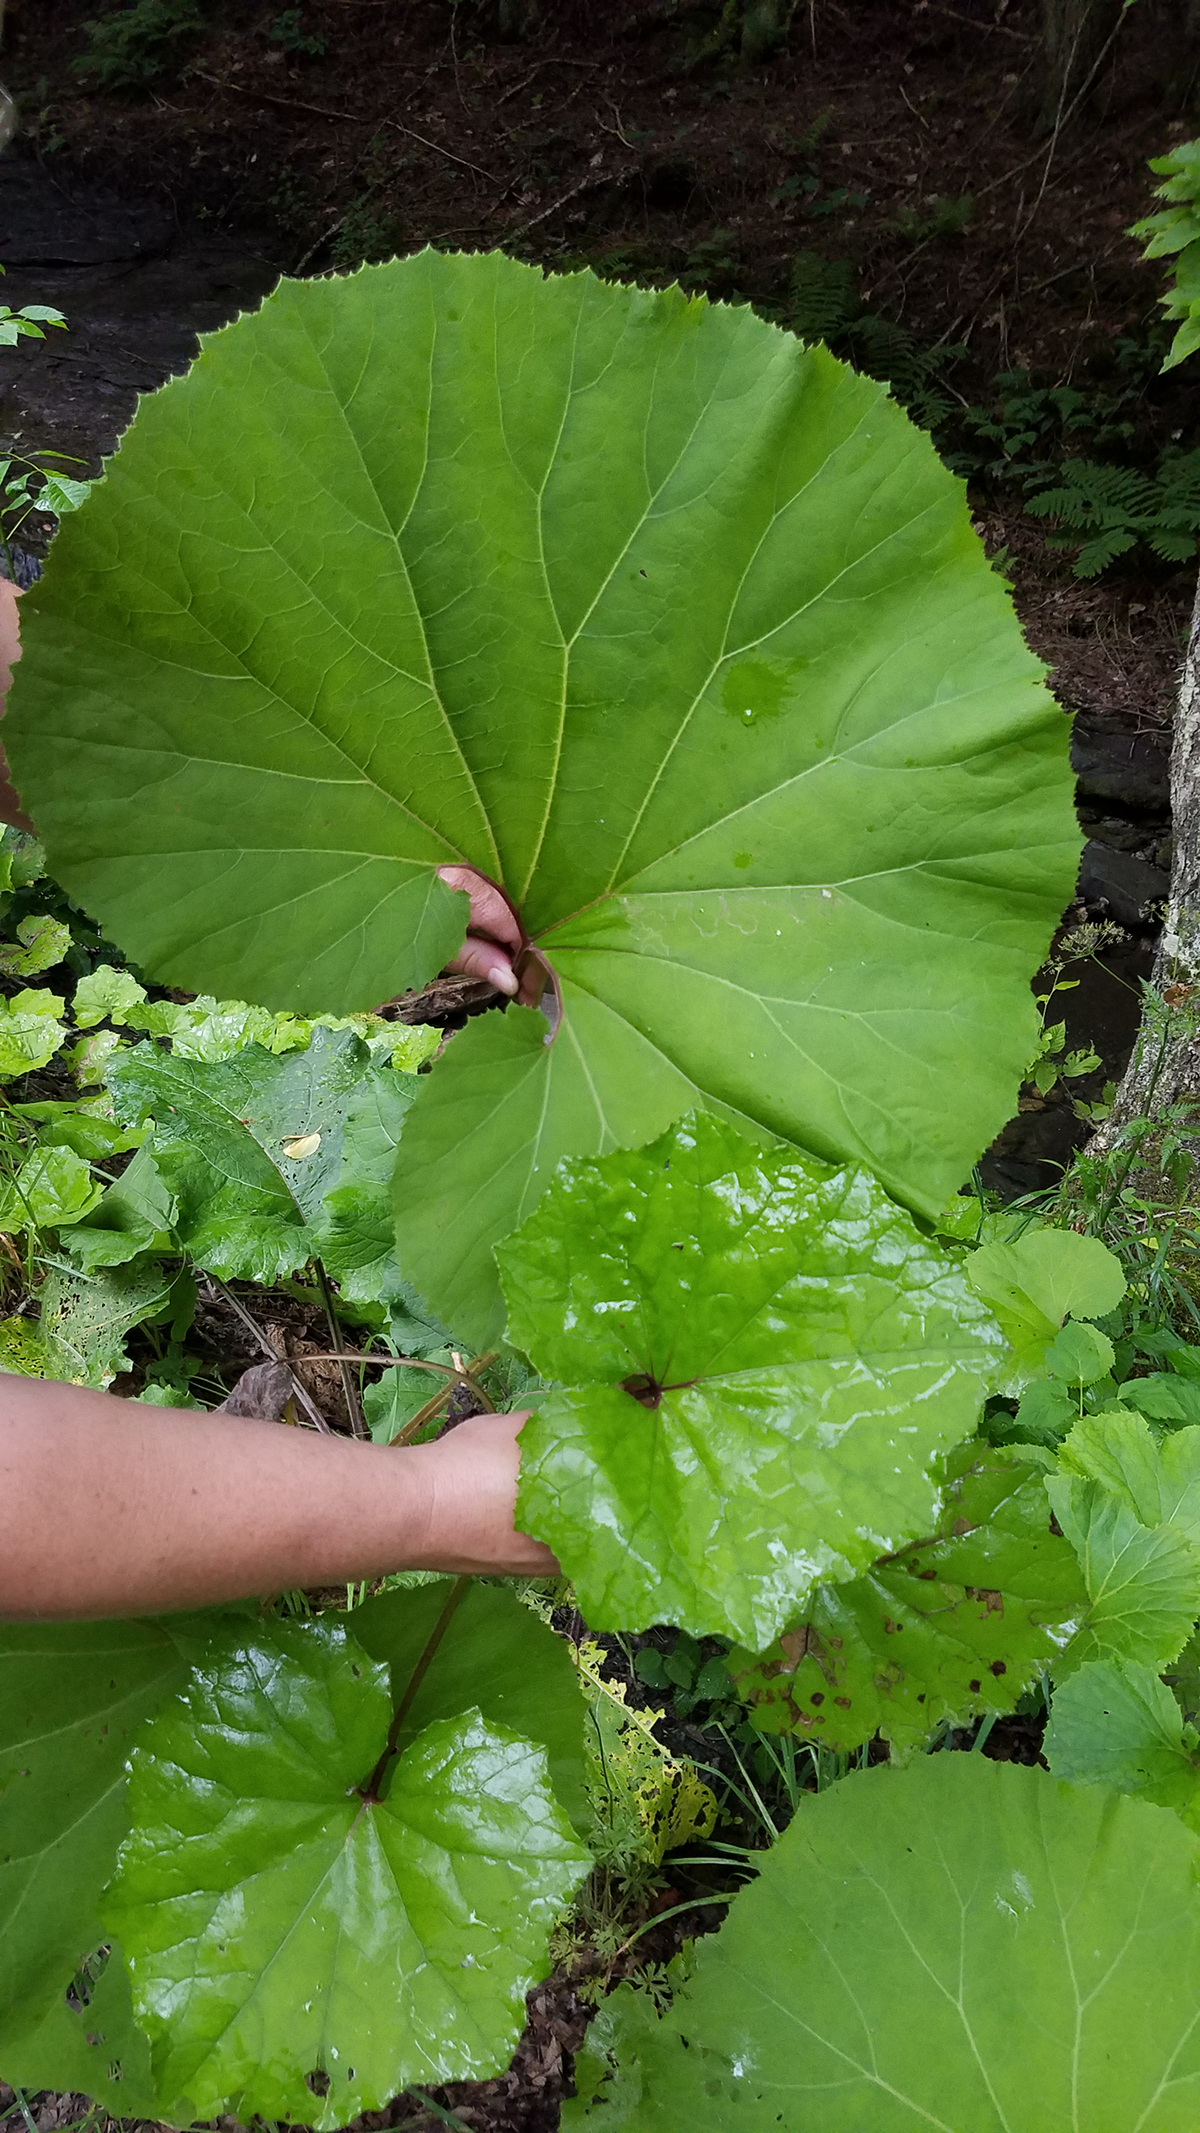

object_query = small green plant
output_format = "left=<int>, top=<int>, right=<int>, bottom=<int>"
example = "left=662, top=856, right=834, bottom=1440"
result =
left=892, top=192, right=975, bottom=244
left=266, top=8, right=327, bottom=57
left=1024, top=448, right=1200, bottom=577
left=1131, top=136, right=1200, bottom=371
left=73, top=0, right=207, bottom=91
left=0, top=450, right=90, bottom=579
left=0, top=270, right=65, bottom=349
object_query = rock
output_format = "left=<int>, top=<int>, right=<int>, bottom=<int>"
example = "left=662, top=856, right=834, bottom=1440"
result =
left=1077, top=840, right=1169, bottom=927
left=1071, top=715, right=1171, bottom=814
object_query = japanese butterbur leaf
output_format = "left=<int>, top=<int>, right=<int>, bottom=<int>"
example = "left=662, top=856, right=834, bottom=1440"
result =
left=730, top=1444, right=1087, bottom=1752
left=501, top=1113, right=1006, bottom=1646
left=1044, top=1658, right=1200, bottom=1827
left=0, top=1618, right=194, bottom=2038
left=110, top=1024, right=403, bottom=1284
left=5, top=251, right=1080, bottom=1347
left=350, top=1580, right=589, bottom=1835
left=1046, top=1471, right=1200, bottom=1671
left=562, top=1756, right=1200, bottom=2132
left=104, top=1616, right=591, bottom=2126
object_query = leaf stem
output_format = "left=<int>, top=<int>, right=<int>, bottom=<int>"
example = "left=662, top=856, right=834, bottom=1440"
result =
left=359, top=1574, right=470, bottom=1801
left=313, top=1259, right=367, bottom=1438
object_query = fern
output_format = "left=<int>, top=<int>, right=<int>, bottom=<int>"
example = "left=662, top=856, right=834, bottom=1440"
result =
left=1130, top=138, right=1200, bottom=372
left=784, top=254, right=965, bottom=432
left=1025, top=450, right=1200, bottom=577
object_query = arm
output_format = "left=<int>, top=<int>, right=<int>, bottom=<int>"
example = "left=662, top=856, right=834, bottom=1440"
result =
left=0, top=1379, right=555, bottom=1620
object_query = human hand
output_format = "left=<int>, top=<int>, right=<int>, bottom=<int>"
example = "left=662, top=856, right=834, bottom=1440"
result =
left=437, top=863, right=545, bottom=1006
left=408, top=1408, right=558, bottom=1576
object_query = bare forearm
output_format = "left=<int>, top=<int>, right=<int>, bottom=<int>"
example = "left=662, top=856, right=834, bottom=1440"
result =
left=0, top=1379, right=552, bottom=1619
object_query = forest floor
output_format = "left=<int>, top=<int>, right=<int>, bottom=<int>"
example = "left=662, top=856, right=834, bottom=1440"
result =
left=0, top=2, right=1197, bottom=2127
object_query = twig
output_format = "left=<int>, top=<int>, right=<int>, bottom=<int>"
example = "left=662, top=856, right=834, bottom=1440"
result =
left=508, top=162, right=612, bottom=238
left=360, top=1576, right=470, bottom=1798
left=390, top=1350, right=498, bottom=1445
left=191, top=69, right=360, bottom=123
left=898, top=81, right=929, bottom=130
left=496, top=58, right=600, bottom=104
left=385, top=117, right=501, bottom=185
left=201, top=1275, right=332, bottom=1434
left=977, top=3, right=1135, bottom=208
left=308, top=1349, right=492, bottom=1411
left=313, top=1261, right=366, bottom=1439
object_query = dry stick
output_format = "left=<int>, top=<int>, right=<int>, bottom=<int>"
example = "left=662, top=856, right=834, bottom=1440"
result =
left=201, top=1275, right=332, bottom=1435
left=309, top=1349, right=492, bottom=1410
left=385, top=116, right=502, bottom=185
left=392, top=1352, right=499, bottom=1447
left=509, top=166, right=613, bottom=239
left=313, top=1261, right=367, bottom=1439
left=359, top=1575, right=471, bottom=1799
left=975, top=3, right=1136, bottom=208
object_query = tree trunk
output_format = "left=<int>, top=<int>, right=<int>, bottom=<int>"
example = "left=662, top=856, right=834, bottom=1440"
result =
left=1035, top=0, right=1124, bottom=132
left=1089, top=579, right=1200, bottom=1156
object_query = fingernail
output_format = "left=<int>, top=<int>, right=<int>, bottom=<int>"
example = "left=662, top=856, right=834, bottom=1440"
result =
left=488, top=963, right=519, bottom=996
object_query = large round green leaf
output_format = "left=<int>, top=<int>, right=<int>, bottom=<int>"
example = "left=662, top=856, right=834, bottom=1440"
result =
left=565, top=1755, right=1200, bottom=2131
left=5, top=251, right=1079, bottom=1341
left=501, top=1112, right=1004, bottom=1646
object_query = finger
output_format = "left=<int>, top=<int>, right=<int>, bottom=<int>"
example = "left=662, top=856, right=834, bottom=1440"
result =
left=437, top=864, right=523, bottom=952
left=448, top=933, right=519, bottom=997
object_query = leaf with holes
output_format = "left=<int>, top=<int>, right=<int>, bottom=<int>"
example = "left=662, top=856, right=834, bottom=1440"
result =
left=104, top=1615, right=591, bottom=2126
left=563, top=1756, right=1200, bottom=2131
left=5, top=250, right=1079, bottom=1346
left=730, top=1443, right=1087, bottom=1752
left=499, top=1112, right=1005, bottom=1646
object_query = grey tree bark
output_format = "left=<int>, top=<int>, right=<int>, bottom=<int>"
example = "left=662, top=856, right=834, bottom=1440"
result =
left=1089, top=581, right=1200, bottom=1154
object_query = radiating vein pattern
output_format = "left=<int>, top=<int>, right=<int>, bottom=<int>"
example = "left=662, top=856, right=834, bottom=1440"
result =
left=6, top=250, right=1081, bottom=1340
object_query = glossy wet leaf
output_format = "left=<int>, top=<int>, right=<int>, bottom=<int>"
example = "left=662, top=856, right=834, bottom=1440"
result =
left=501, top=1113, right=1005, bottom=1645
left=6, top=252, right=1078, bottom=1347
left=0, top=1619, right=193, bottom=2038
left=563, top=1756, right=1200, bottom=2132
left=1047, top=1471, right=1200, bottom=1671
left=350, top=1580, right=589, bottom=1835
left=1044, top=1658, right=1200, bottom=1825
left=109, top=1025, right=408, bottom=1284
left=731, top=1444, right=1087, bottom=1752
left=105, top=1616, right=591, bottom=2127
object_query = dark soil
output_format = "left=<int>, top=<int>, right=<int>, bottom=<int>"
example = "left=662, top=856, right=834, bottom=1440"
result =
left=0, top=4, right=1196, bottom=2127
